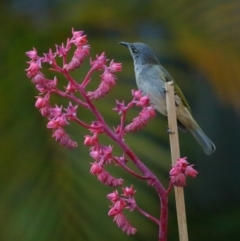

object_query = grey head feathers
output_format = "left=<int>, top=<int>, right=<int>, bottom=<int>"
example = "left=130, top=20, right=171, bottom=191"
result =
left=119, top=42, right=160, bottom=65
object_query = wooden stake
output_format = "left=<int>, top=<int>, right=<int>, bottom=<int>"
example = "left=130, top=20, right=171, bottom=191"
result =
left=165, top=81, right=189, bottom=241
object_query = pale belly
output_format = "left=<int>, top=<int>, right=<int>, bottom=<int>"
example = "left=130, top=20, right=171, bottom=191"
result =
left=149, top=92, right=196, bottom=130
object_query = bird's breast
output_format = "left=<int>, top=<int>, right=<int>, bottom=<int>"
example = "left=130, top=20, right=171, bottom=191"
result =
left=134, top=66, right=196, bottom=130
left=135, top=69, right=167, bottom=115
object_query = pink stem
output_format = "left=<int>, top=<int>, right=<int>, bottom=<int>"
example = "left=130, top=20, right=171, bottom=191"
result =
left=84, top=92, right=169, bottom=241
left=51, top=89, right=89, bottom=108
left=135, top=206, right=160, bottom=225
left=166, top=182, right=173, bottom=195
left=119, top=110, right=127, bottom=139
left=81, top=67, right=96, bottom=87
left=69, top=116, right=93, bottom=129
left=112, top=156, right=147, bottom=180
left=64, top=70, right=169, bottom=241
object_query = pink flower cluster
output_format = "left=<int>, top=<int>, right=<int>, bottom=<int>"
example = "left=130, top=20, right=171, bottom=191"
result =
left=25, top=28, right=198, bottom=240
left=87, top=58, right=122, bottom=99
left=169, top=157, right=198, bottom=187
left=35, top=94, right=78, bottom=148
left=107, top=186, right=137, bottom=235
left=111, top=90, right=156, bottom=137
left=89, top=146, right=124, bottom=187
left=25, top=29, right=122, bottom=148
left=125, top=90, right=156, bottom=132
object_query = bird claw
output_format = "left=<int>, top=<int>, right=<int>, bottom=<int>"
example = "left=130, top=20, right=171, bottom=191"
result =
left=166, top=126, right=175, bottom=134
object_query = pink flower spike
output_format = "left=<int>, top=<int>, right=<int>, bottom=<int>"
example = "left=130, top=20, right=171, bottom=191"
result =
left=65, top=102, right=78, bottom=117
left=84, top=135, right=97, bottom=146
left=43, top=48, right=55, bottom=64
left=55, top=43, right=68, bottom=57
left=39, top=106, right=50, bottom=117
left=113, top=100, right=125, bottom=114
left=87, top=82, right=110, bottom=100
left=107, top=190, right=119, bottom=202
left=47, top=119, right=60, bottom=129
left=71, top=28, right=84, bottom=39
left=170, top=173, right=186, bottom=187
left=55, top=115, right=69, bottom=127
left=136, top=95, right=150, bottom=107
left=125, top=106, right=156, bottom=132
left=35, top=96, right=49, bottom=109
left=47, top=115, right=68, bottom=129
left=170, top=157, right=198, bottom=187
left=59, top=134, right=78, bottom=148
left=74, top=35, right=88, bottom=46
left=177, top=157, right=189, bottom=167
left=102, top=145, right=113, bottom=158
left=31, top=72, right=46, bottom=85
left=52, top=127, right=77, bottom=148
left=108, top=200, right=126, bottom=216
left=122, top=185, right=136, bottom=197
left=108, top=208, right=118, bottom=217
left=26, top=61, right=41, bottom=78
left=26, top=48, right=38, bottom=60
left=64, top=57, right=81, bottom=71
left=97, top=170, right=123, bottom=187
left=131, top=89, right=142, bottom=99
left=89, top=121, right=103, bottom=134
left=90, top=151, right=100, bottom=161
left=75, top=47, right=88, bottom=59
left=52, top=128, right=65, bottom=141
left=169, top=166, right=181, bottom=176
left=185, top=165, right=198, bottom=177
left=109, top=60, right=122, bottom=72
left=90, top=52, right=107, bottom=70
left=81, top=45, right=90, bottom=56
left=113, top=214, right=137, bottom=235
left=46, top=76, right=57, bottom=91
left=50, top=105, right=62, bottom=117
left=68, top=141, right=78, bottom=148
left=65, top=82, right=77, bottom=93
left=101, top=72, right=116, bottom=87
left=64, top=46, right=90, bottom=71
left=90, top=162, right=103, bottom=175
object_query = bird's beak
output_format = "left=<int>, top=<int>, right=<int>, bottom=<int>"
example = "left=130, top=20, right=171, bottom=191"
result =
left=118, top=42, right=130, bottom=47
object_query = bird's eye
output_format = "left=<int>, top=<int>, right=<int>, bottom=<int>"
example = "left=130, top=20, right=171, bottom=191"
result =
left=131, top=47, right=138, bottom=53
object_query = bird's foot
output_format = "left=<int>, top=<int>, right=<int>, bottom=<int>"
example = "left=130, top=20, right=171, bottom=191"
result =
left=166, top=126, right=175, bottom=134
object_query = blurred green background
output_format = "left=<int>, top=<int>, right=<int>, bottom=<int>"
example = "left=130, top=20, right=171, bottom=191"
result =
left=1, top=0, right=240, bottom=240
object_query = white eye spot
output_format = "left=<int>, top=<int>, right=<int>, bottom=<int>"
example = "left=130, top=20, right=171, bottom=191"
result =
left=132, top=47, right=138, bottom=53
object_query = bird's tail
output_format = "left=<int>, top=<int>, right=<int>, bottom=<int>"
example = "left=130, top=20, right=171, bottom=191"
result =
left=190, top=127, right=216, bottom=155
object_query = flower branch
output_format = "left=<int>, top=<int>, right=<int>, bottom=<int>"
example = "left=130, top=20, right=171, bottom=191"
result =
left=25, top=28, right=198, bottom=241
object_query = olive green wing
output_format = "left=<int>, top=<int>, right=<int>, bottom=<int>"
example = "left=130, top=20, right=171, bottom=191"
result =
left=159, top=65, right=191, bottom=112
left=173, top=84, right=191, bottom=112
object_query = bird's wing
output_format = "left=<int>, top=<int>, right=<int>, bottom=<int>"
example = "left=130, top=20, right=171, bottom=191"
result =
left=174, top=84, right=191, bottom=112
left=159, top=65, right=191, bottom=112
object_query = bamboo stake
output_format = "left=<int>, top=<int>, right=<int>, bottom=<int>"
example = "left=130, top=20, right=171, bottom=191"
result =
left=165, top=81, right=189, bottom=241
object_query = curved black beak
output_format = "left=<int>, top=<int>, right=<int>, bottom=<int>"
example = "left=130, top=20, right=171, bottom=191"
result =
left=118, top=42, right=130, bottom=47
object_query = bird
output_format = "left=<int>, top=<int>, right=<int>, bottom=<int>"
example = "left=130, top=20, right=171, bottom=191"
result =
left=119, top=42, right=216, bottom=155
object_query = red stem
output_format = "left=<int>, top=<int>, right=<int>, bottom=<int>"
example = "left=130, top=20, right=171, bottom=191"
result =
left=119, top=110, right=127, bottom=139
left=81, top=67, right=96, bottom=87
left=51, top=89, right=89, bottom=108
left=87, top=92, right=168, bottom=241
left=69, top=116, right=93, bottom=129
left=112, top=156, right=147, bottom=180
left=64, top=69, right=169, bottom=241
left=135, top=206, right=160, bottom=225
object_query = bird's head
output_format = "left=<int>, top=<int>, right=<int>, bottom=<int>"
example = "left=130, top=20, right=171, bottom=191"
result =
left=119, top=42, right=160, bottom=65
